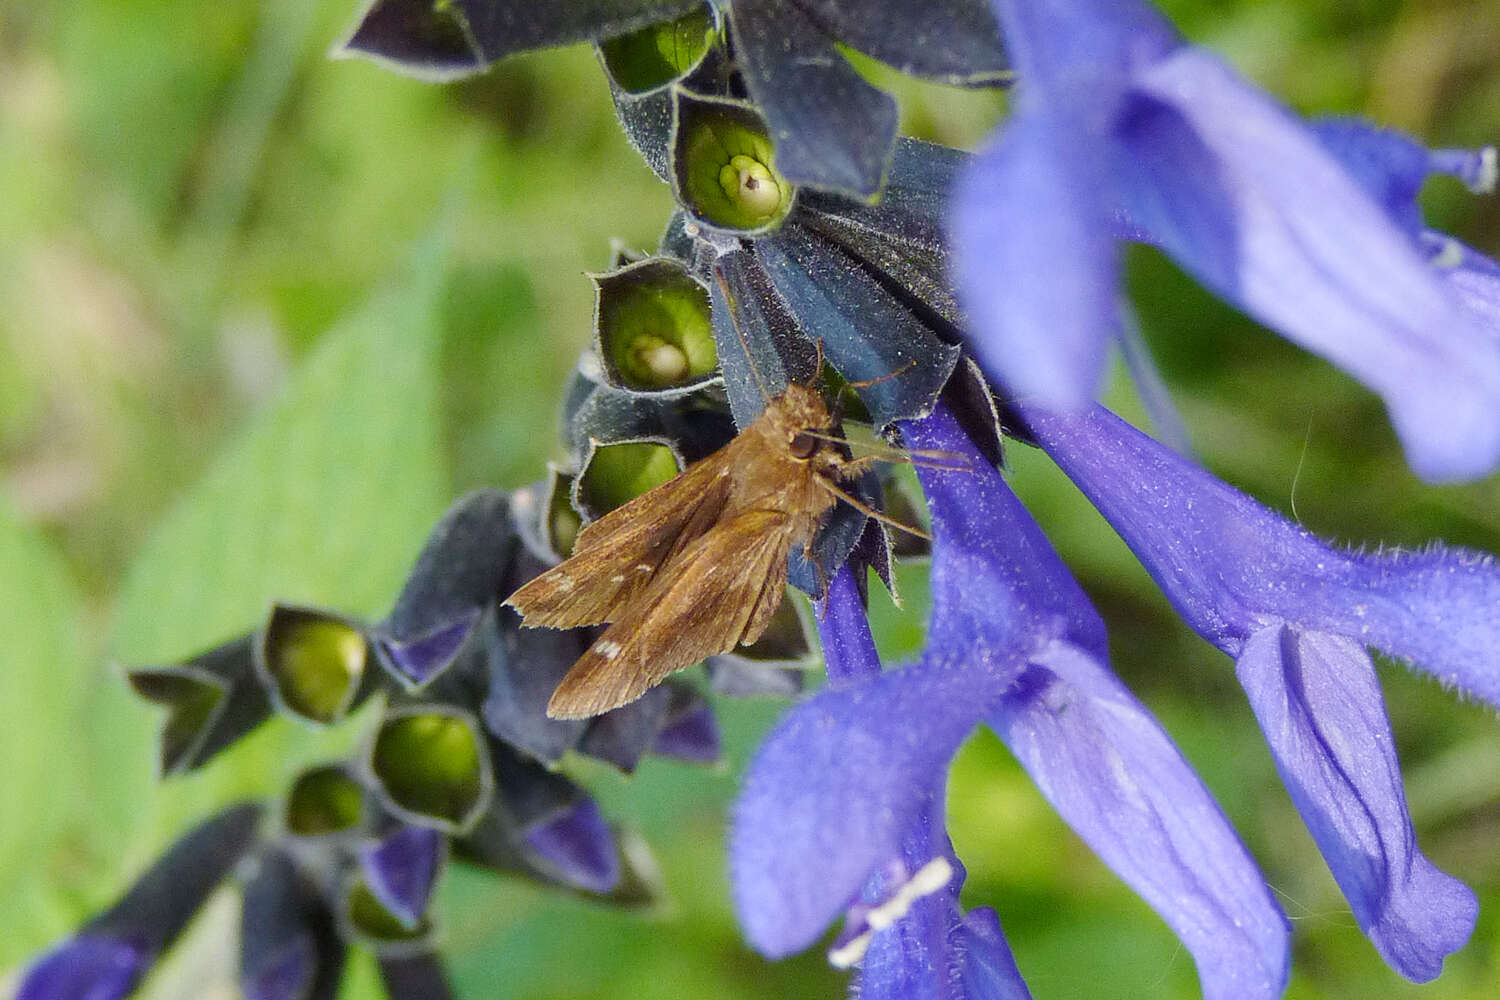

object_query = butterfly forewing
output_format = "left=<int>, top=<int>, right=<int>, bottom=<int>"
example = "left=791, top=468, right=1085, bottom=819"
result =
left=546, top=509, right=794, bottom=718
left=505, top=453, right=734, bottom=629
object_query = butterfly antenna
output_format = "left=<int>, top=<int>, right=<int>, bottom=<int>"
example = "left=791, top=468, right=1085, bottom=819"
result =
left=713, top=268, right=772, bottom=406
left=814, top=478, right=933, bottom=542
left=798, top=430, right=971, bottom=472
left=844, top=359, right=917, bottom=390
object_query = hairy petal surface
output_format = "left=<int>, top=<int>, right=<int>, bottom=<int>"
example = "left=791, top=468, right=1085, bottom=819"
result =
left=734, top=405, right=1288, bottom=1000
left=1118, top=50, right=1500, bottom=481
left=817, top=564, right=882, bottom=688
left=990, top=641, right=1288, bottom=1000
left=951, top=113, right=1120, bottom=409
left=1026, top=404, right=1500, bottom=705
left=1236, top=625, right=1476, bottom=981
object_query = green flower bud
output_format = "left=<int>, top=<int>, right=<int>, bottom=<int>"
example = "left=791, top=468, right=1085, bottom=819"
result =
left=545, top=467, right=583, bottom=557
left=368, top=706, right=491, bottom=833
left=574, top=438, right=683, bottom=520
left=343, top=878, right=433, bottom=952
left=286, top=764, right=365, bottom=837
left=672, top=91, right=795, bottom=235
left=594, top=258, right=718, bottom=394
left=600, top=6, right=716, bottom=94
left=257, top=605, right=370, bottom=725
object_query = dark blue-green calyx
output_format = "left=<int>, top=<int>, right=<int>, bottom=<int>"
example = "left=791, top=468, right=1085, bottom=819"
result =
left=340, top=0, right=704, bottom=80
left=240, top=847, right=346, bottom=1000
left=15, top=804, right=266, bottom=1000
left=339, top=1, right=1007, bottom=201
left=374, top=488, right=515, bottom=690
left=126, top=635, right=272, bottom=776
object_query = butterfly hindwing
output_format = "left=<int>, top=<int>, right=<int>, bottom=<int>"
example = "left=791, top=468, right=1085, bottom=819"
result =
left=546, top=509, right=794, bottom=718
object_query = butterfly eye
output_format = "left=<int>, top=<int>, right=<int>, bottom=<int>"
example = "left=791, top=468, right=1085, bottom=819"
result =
left=788, top=431, right=820, bottom=459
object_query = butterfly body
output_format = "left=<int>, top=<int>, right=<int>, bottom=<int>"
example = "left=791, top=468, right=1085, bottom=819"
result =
left=505, top=383, right=855, bottom=719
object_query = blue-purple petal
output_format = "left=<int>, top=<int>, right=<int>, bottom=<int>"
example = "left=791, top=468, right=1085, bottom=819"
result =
left=852, top=797, right=1033, bottom=1000
left=243, top=936, right=316, bottom=1000
left=358, top=825, right=444, bottom=930
left=951, top=112, right=1121, bottom=410
left=1236, top=625, right=1476, bottom=980
left=816, top=564, right=882, bottom=688
left=1308, top=118, right=1431, bottom=233
left=376, top=611, right=480, bottom=688
left=1121, top=49, right=1500, bottom=481
left=732, top=658, right=999, bottom=957
left=523, top=797, right=621, bottom=894
left=1026, top=404, right=1500, bottom=706
left=650, top=700, right=723, bottom=764
left=990, top=640, right=1289, bottom=1000
left=17, top=936, right=146, bottom=1000
left=957, top=908, right=1033, bottom=1000
left=987, top=0, right=1175, bottom=105
left=902, top=405, right=1107, bottom=660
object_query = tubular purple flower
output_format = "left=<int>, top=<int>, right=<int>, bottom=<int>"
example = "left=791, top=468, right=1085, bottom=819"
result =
left=358, top=825, right=445, bottom=930
left=16, top=936, right=146, bottom=1000
left=730, top=404, right=1289, bottom=999
left=1024, top=401, right=1498, bottom=979
left=523, top=797, right=621, bottom=895
left=954, top=0, right=1500, bottom=482
left=817, top=564, right=882, bottom=688
left=847, top=797, right=1032, bottom=1000
left=1307, top=119, right=1500, bottom=345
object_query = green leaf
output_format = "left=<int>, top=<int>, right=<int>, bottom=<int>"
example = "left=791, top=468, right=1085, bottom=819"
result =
left=112, top=239, right=451, bottom=658
left=0, top=495, right=91, bottom=964
left=81, top=234, right=453, bottom=915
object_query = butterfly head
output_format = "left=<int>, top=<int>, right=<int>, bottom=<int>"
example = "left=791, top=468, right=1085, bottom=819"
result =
left=763, top=383, right=847, bottom=473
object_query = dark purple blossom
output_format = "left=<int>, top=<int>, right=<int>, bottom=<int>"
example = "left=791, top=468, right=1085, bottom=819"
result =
left=15, top=936, right=146, bottom=1000
left=731, top=404, right=1290, bottom=999
left=17, top=805, right=263, bottom=1000
left=523, top=797, right=622, bottom=895
left=358, top=825, right=446, bottom=929
left=951, top=0, right=1500, bottom=482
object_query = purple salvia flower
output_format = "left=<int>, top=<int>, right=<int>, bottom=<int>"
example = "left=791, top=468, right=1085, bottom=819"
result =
left=358, top=825, right=445, bottom=929
left=954, top=0, right=1500, bottom=482
left=1307, top=119, right=1500, bottom=345
left=731, top=404, right=1289, bottom=999
left=843, top=796, right=1032, bottom=1000
left=16, top=936, right=146, bottom=1000
left=1023, top=401, right=1499, bottom=979
left=816, top=564, right=882, bottom=689
left=523, top=797, right=621, bottom=895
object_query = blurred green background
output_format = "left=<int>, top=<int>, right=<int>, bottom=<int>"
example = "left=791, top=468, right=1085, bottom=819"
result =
left=1, top=1, right=1499, bottom=997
